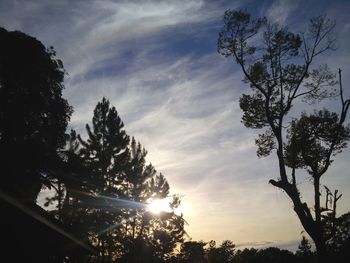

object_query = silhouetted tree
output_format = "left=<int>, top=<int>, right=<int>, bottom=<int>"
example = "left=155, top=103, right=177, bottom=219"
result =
left=0, top=27, right=72, bottom=201
left=218, top=10, right=349, bottom=263
left=76, top=97, right=130, bottom=261
left=325, top=211, right=350, bottom=262
left=321, top=187, right=342, bottom=244
left=118, top=138, right=186, bottom=262
left=207, top=240, right=235, bottom=263
left=256, top=247, right=295, bottom=263
left=47, top=98, right=186, bottom=262
left=296, top=236, right=315, bottom=263
left=178, top=241, right=207, bottom=263
left=0, top=27, right=97, bottom=263
left=52, top=130, right=96, bottom=262
left=42, top=130, right=84, bottom=221
left=233, top=248, right=258, bottom=263
left=0, top=27, right=186, bottom=262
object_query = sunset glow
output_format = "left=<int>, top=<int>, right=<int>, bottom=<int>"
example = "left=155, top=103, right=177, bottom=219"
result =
left=147, top=198, right=171, bottom=214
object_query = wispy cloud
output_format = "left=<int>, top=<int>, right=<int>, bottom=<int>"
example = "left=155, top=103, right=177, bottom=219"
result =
left=236, top=240, right=275, bottom=248
left=1, top=0, right=350, bottom=249
left=266, top=0, right=301, bottom=24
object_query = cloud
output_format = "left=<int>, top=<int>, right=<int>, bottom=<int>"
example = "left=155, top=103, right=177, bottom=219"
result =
left=266, top=0, right=301, bottom=25
left=236, top=240, right=275, bottom=248
left=1, top=0, right=350, bottom=248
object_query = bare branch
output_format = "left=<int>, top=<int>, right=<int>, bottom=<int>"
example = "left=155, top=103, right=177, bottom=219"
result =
left=339, top=69, right=344, bottom=105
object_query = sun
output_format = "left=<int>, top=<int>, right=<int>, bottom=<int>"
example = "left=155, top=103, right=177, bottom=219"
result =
left=147, top=198, right=171, bottom=214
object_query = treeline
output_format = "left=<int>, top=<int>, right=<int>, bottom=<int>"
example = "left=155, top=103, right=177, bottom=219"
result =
left=172, top=239, right=306, bottom=263
left=171, top=230, right=350, bottom=263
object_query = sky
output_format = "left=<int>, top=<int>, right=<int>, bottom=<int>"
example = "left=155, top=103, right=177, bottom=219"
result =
left=1, top=0, right=350, bottom=251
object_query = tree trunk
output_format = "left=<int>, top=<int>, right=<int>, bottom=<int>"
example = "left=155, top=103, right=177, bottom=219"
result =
left=314, top=176, right=321, bottom=223
left=132, top=217, right=136, bottom=239
left=314, top=238, right=328, bottom=263
left=270, top=180, right=328, bottom=263
left=58, top=182, right=62, bottom=220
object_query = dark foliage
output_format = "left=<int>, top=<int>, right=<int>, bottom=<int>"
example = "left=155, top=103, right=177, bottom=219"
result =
left=48, top=98, right=187, bottom=262
left=0, top=27, right=185, bottom=262
left=0, top=27, right=72, bottom=201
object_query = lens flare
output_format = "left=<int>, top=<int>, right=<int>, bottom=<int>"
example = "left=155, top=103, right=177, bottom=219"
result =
left=147, top=198, right=171, bottom=214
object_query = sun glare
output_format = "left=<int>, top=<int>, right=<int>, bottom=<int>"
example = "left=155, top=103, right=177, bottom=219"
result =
left=147, top=198, right=171, bottom=214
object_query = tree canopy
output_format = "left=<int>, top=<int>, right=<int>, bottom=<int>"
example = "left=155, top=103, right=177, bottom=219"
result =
left=218, top=9, right=350, bottom=263
left=45, top=97, right=187, bottom=262
left=0, top=27, right=186, bottom=263
left=0, top=27, right=72, bottom=201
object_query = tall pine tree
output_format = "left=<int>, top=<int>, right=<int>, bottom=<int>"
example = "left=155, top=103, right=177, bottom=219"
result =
left=46, top=98, right=186, bottom=262
left=78, top=97, right=130, bottom=261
